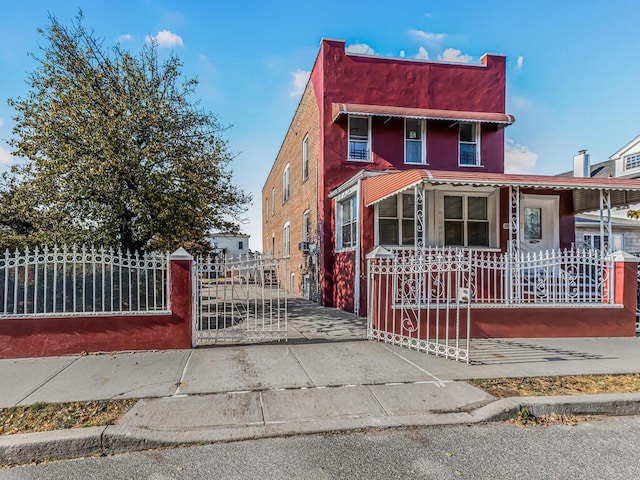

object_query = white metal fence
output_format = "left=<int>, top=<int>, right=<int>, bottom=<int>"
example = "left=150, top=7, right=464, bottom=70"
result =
left=368, top=248, right=471, bottom=362
left=368, top=247, right=614, bottom=363
left=0, top=246, right=170, bottom=317
left=392, top=247, right=611, bottom=306
left=194, top=253, right=288, bottom=344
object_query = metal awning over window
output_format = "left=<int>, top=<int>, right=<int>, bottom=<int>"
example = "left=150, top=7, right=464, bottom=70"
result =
left=332, top=103, right=516, bottom=125
left=361, top=169, right=640, bottom=211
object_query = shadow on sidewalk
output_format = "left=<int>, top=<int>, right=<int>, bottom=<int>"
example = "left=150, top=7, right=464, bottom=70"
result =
left=469, top=338, right=613, bottom=365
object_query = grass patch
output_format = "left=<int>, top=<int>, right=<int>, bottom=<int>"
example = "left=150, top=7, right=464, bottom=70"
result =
left=0, top=399, right=137, bottom=435
left=468, top=373, right=640, bottom=399
left=509, top=406, right=592, bottom=427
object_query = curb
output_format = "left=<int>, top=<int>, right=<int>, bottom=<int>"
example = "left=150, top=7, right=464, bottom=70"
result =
left=2, top=393, right=640, bottom=467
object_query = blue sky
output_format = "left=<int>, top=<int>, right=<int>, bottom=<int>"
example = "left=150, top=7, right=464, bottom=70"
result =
left=1, top=1, right=639, bottom=250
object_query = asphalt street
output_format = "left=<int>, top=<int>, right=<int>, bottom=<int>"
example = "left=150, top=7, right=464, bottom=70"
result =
left=3, top=415, right=640, bottom=479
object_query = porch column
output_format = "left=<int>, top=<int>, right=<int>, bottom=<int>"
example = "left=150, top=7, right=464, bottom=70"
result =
left=415, top=183, right=426, bottom=248
left=599, top=189, right=612, bottom=254
left=507, top=186, right=521, bottom=303
left=508, top=186, right=521, bottom=256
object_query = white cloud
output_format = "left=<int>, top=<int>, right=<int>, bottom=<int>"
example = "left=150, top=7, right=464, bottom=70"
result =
left=0, top=145, right=14, bottom=166
left=117, top=34, right=133, bottom=43
left=439, top=48, right=472, bottom=63
left=198, top=54, right=216, bottom=73
left=516, top=55, right=524, bottom=70
left=409, top=29, right=446, bottom=45
left=424, top=12, right=433, bottom=18
left=145, top=30, right=184, bottom=48
left=415, top=46, right=429, bottom=60
left=399, top=50, right=405, bottom=58
left=0, top=118, right=4, bottom=129
left=289, top=69, right=311, bottom=97
left=346, top=43, right=375, bottom=55
left=504, top=138, right=537, bottom=174
left=511, top=95, right=533, bottom=109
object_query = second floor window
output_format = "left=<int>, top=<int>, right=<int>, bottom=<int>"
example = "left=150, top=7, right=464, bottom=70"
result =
left=282, top=164, right=290, bottom=203
left=625, top=153, right=640, bottom=171
left=271, top=187, right=275, bottom=215
left=348, top=116, right=370, bottom=161
left=405, top=119, right=425, bottom=164
left=302, top=134, right=309, bottom=181
left=459, top=122, right=479, bottom=166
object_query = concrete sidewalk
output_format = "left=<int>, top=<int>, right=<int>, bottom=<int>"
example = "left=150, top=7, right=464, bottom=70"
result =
left=1, top=332, right=639, bottom=465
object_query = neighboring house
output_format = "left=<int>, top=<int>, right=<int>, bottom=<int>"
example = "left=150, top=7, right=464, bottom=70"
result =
left=575, top=214, right=640, bottom=255
left=207, top=232, right=250, bottom=257
left=558, top=143, right=640, bottom=254
left=262, top=38, right=640, bottom=326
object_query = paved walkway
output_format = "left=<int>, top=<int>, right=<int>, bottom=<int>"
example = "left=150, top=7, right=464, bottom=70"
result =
left=1, top=298, right=639, bottom=465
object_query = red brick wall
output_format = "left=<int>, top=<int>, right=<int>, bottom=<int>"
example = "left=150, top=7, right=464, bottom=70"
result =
left=261, top=81, right=320, bottom=295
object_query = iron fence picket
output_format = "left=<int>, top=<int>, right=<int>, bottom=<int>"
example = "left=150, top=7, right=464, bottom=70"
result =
left=0, top=246, right=169, bottom=317
left=193, top=252, right=288, bottom=345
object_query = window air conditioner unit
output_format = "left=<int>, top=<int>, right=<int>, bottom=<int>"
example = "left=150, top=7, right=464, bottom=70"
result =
left=298, top=241, right=310, bottom=253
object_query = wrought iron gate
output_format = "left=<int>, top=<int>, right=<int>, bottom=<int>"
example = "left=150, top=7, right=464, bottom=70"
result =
left=194, top=253, right=288, bottom=344
left=367, top=248, right=471, bottom=362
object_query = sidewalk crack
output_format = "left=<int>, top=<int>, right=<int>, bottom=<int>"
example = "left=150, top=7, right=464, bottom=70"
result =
left=381, top=344, right=447, bottom=386
left=15, top=355, right=82, bottom=405
left=173, top=350, right=194, bottom=396
left=367, top=385, right=393, bottom=416
left=287, top=346, right=316, bottom=387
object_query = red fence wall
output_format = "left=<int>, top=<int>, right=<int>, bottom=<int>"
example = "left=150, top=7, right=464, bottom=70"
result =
left=0, top=258, right=192, bottom=359
left=368, top=253, right=638, bottom=339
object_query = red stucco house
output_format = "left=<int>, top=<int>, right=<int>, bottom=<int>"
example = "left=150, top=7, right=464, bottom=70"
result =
left=263, top=39, right=639, bottom=344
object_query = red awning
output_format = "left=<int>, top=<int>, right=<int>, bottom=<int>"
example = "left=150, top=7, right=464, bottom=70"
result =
left=332, top=103, right=516, bottom=125
left=362, top=169, right=640, bottom=207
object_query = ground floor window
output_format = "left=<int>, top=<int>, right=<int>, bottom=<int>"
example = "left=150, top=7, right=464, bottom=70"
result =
left=337, top=196, right=357, bottom=250
left=444, top=194, right=489, bottom=247
left=283, top=222, right=290, bottom=257
left=377, top=193, right=415, bottom=246
left=583, top=233, right=624, bottom=251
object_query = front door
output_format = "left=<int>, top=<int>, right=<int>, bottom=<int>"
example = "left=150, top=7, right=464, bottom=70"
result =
left=520, top=194, right=559, bottom=253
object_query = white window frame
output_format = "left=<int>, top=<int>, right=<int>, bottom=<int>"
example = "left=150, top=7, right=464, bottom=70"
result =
left=302, top=209, right=310, bottom=242
left=238, top=241, right=244, bottom=250
left=583, top=233, right=624, bottom=251
left=404, top=119, right=427, bottom=165
left=458, top=122, right=481, bottom=167
left=348, top=115, right=371, bottom=162
left=374, top=192, right=416, bottom=247
left=271, top=187, right=275, bottom=215
left=302, top=134, right=309, bottom=181
left=624, top=153, right=640, bottom=171
left=283, top=222, right=290, bottom=257
left=282, top=164, right=290, bottom=203
left=336, top=195, right=357, bottom=251
left=437, top=190, right=498, bottom=248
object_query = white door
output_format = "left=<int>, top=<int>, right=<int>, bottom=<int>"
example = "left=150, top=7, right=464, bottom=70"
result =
left=520, top=194, right=559, bottom=253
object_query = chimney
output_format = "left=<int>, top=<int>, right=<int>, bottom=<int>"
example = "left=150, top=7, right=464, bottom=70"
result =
left=573, top=149, right=590, bottom=177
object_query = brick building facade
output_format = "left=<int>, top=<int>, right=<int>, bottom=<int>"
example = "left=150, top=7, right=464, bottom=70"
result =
left=262, top=81, right=320, bottom=297
left=262, top=38, right=640, bottom=320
